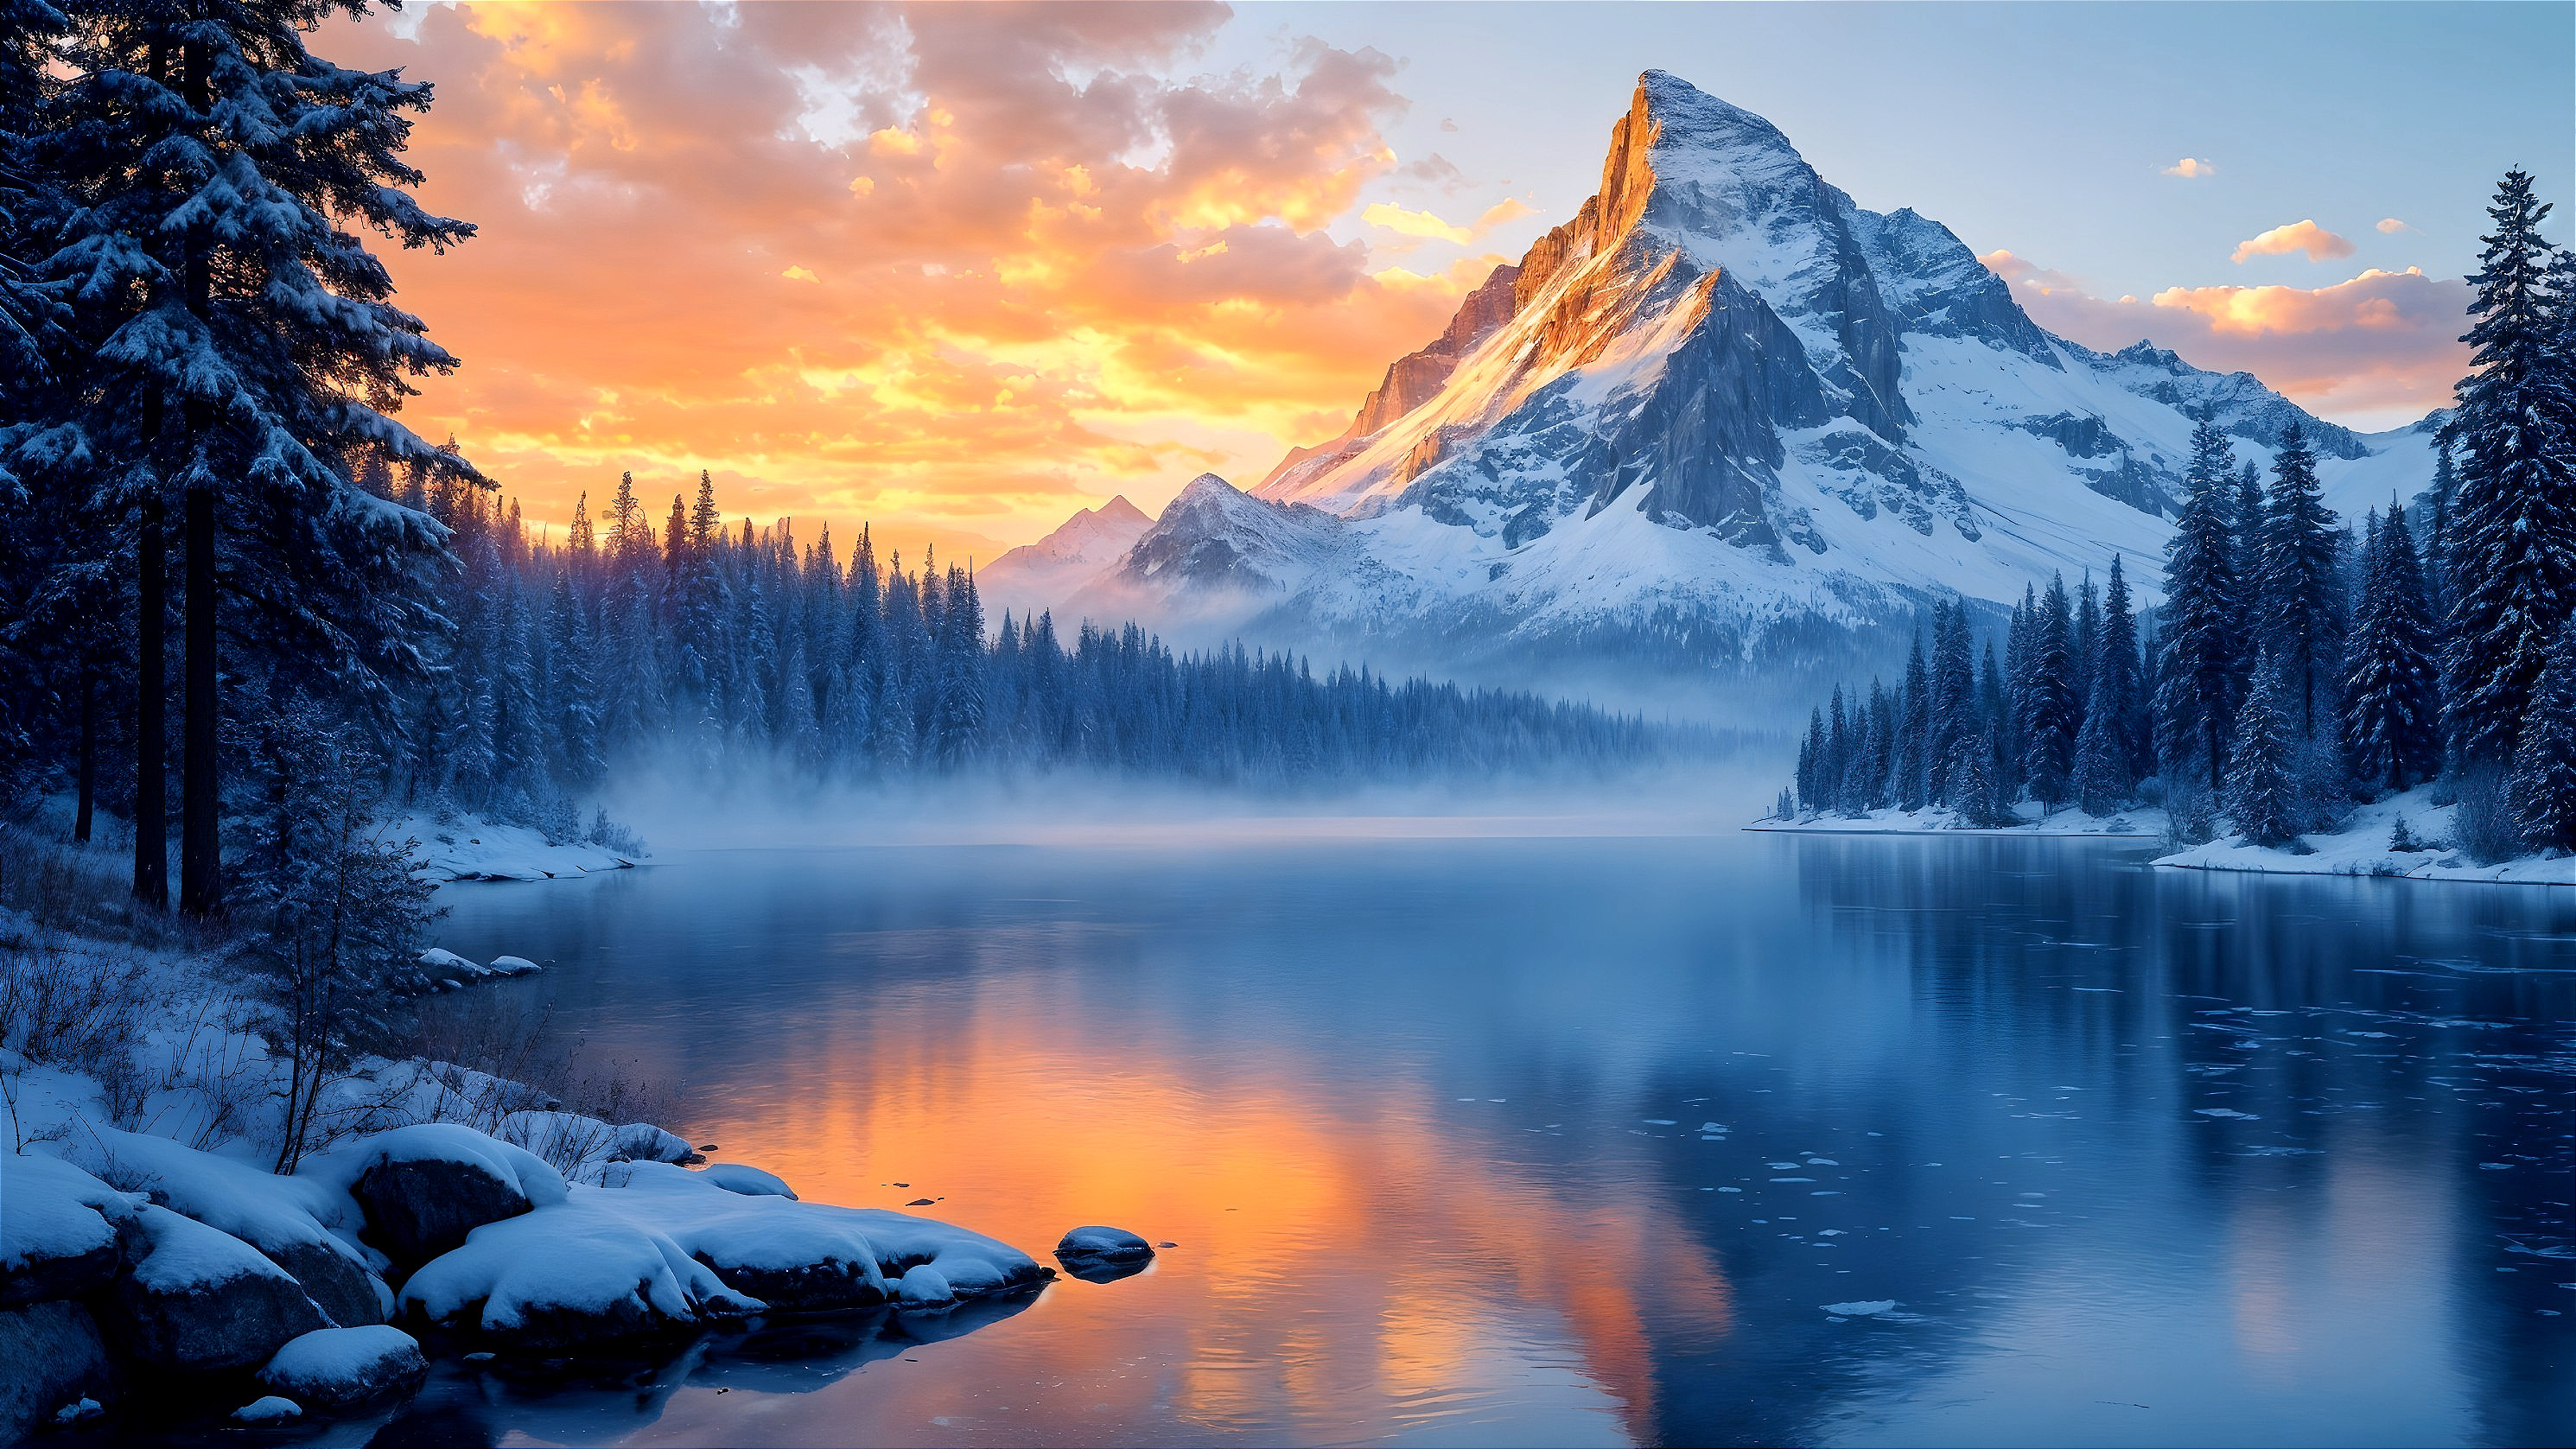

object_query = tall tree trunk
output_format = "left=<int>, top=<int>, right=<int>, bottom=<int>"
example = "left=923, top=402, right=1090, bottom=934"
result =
left=135, top=495, right=167, bottom=907
left=73, top=664, right=96, bottom=844
left=181, top=478, right=220, bottom=916
left=177, top=31, right=221, bottom=918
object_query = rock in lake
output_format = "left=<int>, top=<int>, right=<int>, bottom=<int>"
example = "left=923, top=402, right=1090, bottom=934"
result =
left=1053, top=1226, right=1154, bottom=1284
left=258, top=1326, right=427, bottom=1409
left=1054, top=1225, right=1154, bottom=1263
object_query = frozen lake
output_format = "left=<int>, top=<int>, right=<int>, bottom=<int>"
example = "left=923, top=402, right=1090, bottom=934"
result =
left=391, top=823, right=2571, bottom=1446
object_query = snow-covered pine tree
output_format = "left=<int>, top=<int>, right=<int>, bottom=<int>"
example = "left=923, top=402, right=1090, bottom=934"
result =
left=2257, top=420, right=2346, bottom=740
left=2072, top=571, right=2099, bottom=728
left=1894, top=629, right=1930, bottom=810
left=2444, top=169, right=2576, bottom=771
left=2158, top=423, right=2246, bottom=794
left=2098, top=554, right=2144, bottom=788
left=1927, top=602, right=1975, bottom=805
left=2018, top=573, right=2079, bottom=814
left=2070, top=668, right=2125, bottom=816
left=2510, top=610, right=2576, bottom=852
left=2420, top=441, right=2455, bottom=625
left=2341, top=498, right=2444, bottom=791
left=2224, top=652, right=2301, bottom=848
left=49, top=0, right=475, bottom=913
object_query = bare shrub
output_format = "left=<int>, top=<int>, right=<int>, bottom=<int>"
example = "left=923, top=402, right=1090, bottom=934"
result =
left=2452, top=766, right=2530, bottom=865
left=399, top=993, right=686, bottom=1181
left=2160, top=777, right=2218, bottom=849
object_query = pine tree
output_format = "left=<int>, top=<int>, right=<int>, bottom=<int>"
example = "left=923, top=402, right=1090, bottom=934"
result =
left=2225, top=652, right=2301, bottom=848
left=2509, top=611, right=2576, bottom=852
left=1926, top=603, right=1975, bottom=804
left=1894, top=630, right=1930, bottom=810
left=49, top=0, right=476, bottom=913
left=2257, top=420, right=2347, bottom=739
left=2342, top=499, right=2444, bottom=791
left=2158, top=423, right=2247, bottom=793
left=2019, top=573, right=2079, bottom=813
left=2070, top=668, right=2126, bottom=816
left=2097, top=554, right=2143, bottom=788
left=2444, top=169, right=2576, bottom=770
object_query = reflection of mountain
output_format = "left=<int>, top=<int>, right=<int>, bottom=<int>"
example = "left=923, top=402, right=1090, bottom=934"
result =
left=1003, top=72, right=2438, bottom=677
left=436, top=837, right=2573, bottom=1446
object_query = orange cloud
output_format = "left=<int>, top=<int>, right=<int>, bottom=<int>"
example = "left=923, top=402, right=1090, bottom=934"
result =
left=317, top=1, right=1473, bottom=559
left=2229, top=219, right=2355, bottom=264
left=2162, top=156, right=2217, bottom=178
left=2376, top=217, right=2414, bottom=234
left=1994, top=256, right=2469, bottom=428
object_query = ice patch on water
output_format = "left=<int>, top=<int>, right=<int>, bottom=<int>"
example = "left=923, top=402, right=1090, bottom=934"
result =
left=1822, top=1300, right=1899, bottom=1317
left=2195, top=1108, right=2261, bottom=1120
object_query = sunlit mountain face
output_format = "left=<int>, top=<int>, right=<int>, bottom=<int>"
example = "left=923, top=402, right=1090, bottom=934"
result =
left=989, top=73, right=2439, bottom=685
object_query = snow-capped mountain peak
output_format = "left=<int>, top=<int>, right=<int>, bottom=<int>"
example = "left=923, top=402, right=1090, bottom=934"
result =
left=1001, top=71, right=2439, bottom=675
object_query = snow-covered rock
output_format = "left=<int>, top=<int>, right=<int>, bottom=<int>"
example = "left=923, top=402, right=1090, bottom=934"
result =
left=64, top=1128, right=387, bottom=1329
left=589, top=1161, right=1048, bottom=1313
left=395, top=1191, right=762, bottom=1349
left=230, top=1395, right=301, bottom=1423
left=700, top=1163, right=795, bottom=1199
left=1053, top=1225, right=1155, bottom=1283
left=1005, top=71, right=2439, bottom=672
left=1, top=1153, right=138, bottom=1306
left=99, top=1204, right=330, bottom=1374
left=0, top=1301, right=118, bottom=1439
left=1054, top=1225, right=1154, bottom=1264
left=334, top=1124, right=567, bottom=1271
left=256, top=1326, right=427, bottom=1409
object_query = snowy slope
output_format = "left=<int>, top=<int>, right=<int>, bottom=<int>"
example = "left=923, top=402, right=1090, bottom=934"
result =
left=1008, top=72, right=2444, bottom=668
left=978, top=495, right=1152, bottom=624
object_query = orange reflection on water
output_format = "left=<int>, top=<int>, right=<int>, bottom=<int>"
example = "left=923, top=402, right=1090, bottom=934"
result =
left=685, top=972, right=1736, bottom=1441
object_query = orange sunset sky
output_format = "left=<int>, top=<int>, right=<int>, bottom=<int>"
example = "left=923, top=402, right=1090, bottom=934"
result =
left=321, top=1, right=2543, bottom=563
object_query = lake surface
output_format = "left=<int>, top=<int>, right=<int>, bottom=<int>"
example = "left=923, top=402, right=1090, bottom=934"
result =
left=390, top=823, right=2570, bottom=1446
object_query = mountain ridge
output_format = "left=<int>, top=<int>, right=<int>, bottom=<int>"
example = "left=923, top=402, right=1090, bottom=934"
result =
left=988, top=71, right=2439, bottom=673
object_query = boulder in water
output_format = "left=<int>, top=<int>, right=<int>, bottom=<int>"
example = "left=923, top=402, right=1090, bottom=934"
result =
left=258, top=1326, right=428, bottom=1409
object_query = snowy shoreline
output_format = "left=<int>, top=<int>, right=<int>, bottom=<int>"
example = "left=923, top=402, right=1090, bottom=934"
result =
left=0, top=878, right=1102, bottom=1442
left=398, top=811, right=641, bottom=884
left=1745, top=803, right=2165, bottom=840
left=1745, top=787, right=2572, bottom=886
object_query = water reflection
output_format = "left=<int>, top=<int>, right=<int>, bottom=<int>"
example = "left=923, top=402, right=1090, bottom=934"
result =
left=401, top=829, right=2573, bottom=1447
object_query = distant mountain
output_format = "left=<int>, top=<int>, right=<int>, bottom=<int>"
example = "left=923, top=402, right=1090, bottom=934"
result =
left=1006, top=71, right=2440, bottom=673
left=977, top=494, right=1152, bottom=621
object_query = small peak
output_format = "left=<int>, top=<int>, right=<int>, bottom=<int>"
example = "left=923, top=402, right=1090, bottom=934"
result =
left=1098, top=494, right=1151, bottom=524
left=1169, top=473, right=1240, bottom=507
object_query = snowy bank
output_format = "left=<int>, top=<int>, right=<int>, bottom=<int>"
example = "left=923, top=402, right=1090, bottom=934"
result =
left=398, top=810, right=639, bottom=883
left=1745, top=804, right=2163, bottom=838
left=1, top=893, right=1057, bottom=1441
left=2152, top=786, right=2573, bottom=886
left=3, top=1119, right=1052, bottom=1438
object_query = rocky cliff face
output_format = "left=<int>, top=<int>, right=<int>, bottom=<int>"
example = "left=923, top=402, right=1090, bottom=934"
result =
left=1013, top=71, right=2437, bottom=672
